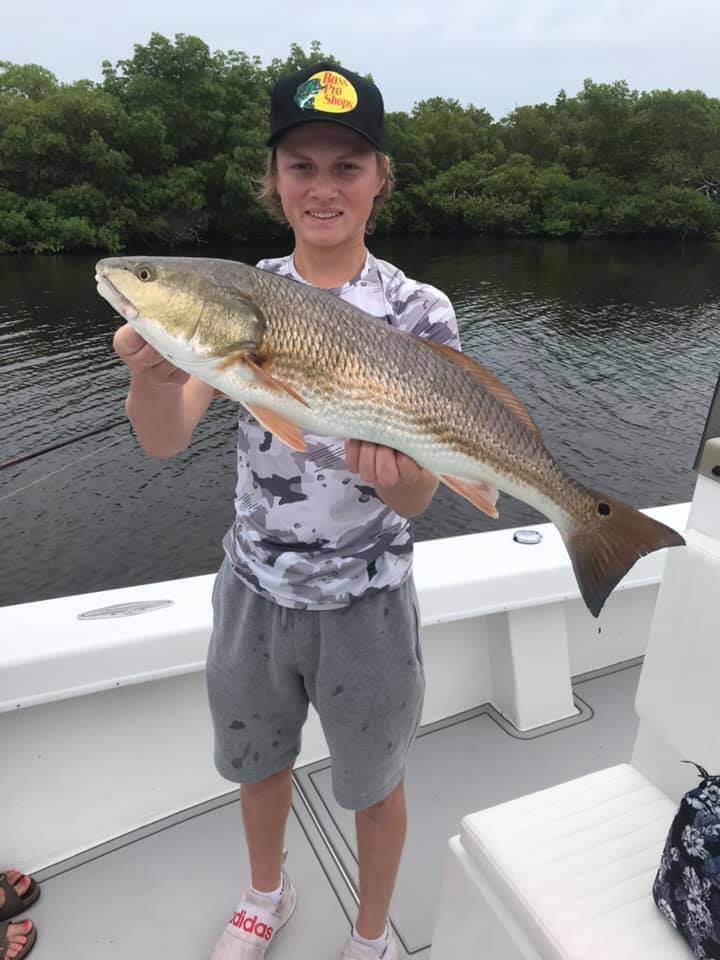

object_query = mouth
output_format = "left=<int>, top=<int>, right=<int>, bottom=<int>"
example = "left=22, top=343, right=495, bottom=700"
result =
left=305, top=209, right=343, bottom=221
left=95, top=271, right=139, bottom=322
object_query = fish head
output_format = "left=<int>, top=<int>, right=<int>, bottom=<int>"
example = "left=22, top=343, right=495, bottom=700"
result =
left=95, top=256, right=265, bottom=358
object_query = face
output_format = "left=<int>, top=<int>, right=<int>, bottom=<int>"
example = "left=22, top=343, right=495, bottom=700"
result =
left=274, top=123, right=386, bottom=249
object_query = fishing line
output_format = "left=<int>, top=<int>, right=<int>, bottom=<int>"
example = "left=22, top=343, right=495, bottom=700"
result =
left=0, top=418, right=129, bottom=472
left=0, top=436, right=127, bottom=505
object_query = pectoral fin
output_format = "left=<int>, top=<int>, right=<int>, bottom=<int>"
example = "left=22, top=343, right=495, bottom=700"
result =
left=217, top=353, right=309, bottom=407
left=440, top=475, right=500, bottom=519
left=245, top=404, right=307, bottom=452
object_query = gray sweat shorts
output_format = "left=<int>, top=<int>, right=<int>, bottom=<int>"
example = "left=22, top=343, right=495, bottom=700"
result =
left=205, top=557, right=425, bottom=810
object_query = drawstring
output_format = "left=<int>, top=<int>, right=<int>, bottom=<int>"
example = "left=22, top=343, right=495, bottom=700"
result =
left=683, top=760, right=720, bottom=783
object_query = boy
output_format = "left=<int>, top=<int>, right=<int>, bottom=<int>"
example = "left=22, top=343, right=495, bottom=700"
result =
left=113, top=62, right=460, bottom=960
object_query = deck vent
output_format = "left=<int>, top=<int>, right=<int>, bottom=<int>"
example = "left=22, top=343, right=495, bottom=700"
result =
left=513, top=529, right=543, bottom=545
left=77, top=599, right=174, bottom=620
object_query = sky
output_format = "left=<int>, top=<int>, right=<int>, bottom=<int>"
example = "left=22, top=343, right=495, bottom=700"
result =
left=4, top=0, right=720, bottom=118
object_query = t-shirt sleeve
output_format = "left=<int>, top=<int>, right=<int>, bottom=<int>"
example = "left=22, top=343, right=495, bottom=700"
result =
left=405, top=288, right=462, bottom=352
left=255, top=258, right=287, bottom=274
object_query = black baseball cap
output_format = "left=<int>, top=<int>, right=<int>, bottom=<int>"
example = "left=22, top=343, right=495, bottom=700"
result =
left=267, top=62, right=384, bottom=151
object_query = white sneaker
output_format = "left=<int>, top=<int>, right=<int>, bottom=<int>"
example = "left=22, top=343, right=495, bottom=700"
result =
left=339, top=930, right=399, bottom=960
left=210, top=855, right=297, bottom=959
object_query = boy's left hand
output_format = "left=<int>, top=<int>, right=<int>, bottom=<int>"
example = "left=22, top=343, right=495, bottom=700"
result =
left=344, top=439, right=424, bottom=487
left=344, top=439, right=439, bottom=518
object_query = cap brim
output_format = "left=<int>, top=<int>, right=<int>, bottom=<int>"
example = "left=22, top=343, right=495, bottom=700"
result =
left=267, top=117, right=383, bottom=152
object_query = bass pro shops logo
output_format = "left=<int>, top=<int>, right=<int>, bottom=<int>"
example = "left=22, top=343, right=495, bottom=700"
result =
left=294, top=70, right=358, bottom=114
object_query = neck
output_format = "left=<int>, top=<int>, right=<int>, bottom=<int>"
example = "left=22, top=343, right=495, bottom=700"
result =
left=292, top=239, right=368, bottom=289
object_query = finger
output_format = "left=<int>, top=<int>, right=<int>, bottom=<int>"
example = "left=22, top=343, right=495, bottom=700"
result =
left=345, top=438, right=361, bottom=473
left=396, top=452, right=423, bottom=484
left=127, top=348, right=186, bottom=385
left=118, top=342, right=164, bottom=376
left=375, top=446, right=400, bottom=487
left=144, top=359, right=188, bottom=385
left=358, top=441, right=378, bottom=483
left=345, top=438, right=362, bottom=473
left=113, top=324, right=147, bottom=359
left=166, top=366, right=190, bottom=385
left=127, top=343, right=166, bottom=371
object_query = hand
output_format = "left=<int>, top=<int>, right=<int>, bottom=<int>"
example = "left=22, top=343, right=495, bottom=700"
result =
left=344, top=439, right=424, bottom=488
left=113, top=324, right=189, bottom=387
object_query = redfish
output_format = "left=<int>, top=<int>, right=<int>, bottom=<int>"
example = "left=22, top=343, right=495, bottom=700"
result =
left=96, top=256, right=685, bottom=617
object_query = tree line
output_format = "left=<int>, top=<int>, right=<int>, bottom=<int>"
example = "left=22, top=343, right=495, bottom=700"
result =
left=1, top=35, right=719, bottom=253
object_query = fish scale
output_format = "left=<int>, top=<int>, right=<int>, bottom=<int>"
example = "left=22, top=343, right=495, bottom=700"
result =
left=96, top=255, right=685, bottom=617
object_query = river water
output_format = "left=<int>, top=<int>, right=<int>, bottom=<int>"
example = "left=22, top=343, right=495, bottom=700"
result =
left=1, top=236, right=718, bottom=607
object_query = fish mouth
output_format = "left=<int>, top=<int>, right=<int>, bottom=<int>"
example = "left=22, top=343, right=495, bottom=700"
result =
left=96, top=271, right=139, bottom=322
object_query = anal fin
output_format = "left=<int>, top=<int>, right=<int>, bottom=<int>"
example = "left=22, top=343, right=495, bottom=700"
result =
left=246, top=404, right=307, bottom=452
left=440, top=475, right=500, bottom=519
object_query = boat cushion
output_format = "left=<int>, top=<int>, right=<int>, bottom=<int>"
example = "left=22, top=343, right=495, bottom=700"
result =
left=635, top=529, right=720, bottom=771
left=461, top=764, right=694, bottom=959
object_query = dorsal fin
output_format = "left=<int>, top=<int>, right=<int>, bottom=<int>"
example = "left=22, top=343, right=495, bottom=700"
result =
left=419, top=340, right=542, bottom=436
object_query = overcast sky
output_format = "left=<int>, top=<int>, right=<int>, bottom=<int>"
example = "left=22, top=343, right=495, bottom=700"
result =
left=4, top=0, right=719, bottom=117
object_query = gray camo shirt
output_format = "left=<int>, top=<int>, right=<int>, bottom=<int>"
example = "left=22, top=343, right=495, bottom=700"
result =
left=222, top=252, right=461, bottom=609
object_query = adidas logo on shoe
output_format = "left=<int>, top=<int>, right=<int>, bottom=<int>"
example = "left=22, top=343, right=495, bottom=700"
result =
left=229, top=909, right=274, bottom=941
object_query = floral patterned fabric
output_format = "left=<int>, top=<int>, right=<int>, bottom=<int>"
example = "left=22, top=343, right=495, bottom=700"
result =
left=653, top=763, right=720, bottom=958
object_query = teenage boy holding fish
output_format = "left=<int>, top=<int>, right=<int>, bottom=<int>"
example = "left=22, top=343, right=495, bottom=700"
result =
left=113, top=63, right=461, bottom=960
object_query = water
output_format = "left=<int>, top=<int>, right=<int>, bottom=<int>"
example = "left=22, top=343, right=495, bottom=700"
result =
left=1, top=236, right=718, bottom=607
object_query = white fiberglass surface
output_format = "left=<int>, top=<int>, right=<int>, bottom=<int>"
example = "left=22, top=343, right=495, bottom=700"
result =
left=26, top=663, right=641, bottom=960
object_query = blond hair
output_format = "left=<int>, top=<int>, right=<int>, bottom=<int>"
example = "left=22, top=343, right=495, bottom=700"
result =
left=256, top=148, right=394, bottom=235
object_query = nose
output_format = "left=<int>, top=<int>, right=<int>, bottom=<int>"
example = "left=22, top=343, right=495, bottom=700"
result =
left=307, top=170, right=338, bottom=200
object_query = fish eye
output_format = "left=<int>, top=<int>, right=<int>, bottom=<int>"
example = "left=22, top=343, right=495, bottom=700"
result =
left=136, top=265, right=154, bottom=282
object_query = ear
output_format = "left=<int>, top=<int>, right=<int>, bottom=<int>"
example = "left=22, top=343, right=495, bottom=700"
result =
left=375, top=153, right=390, bottom=197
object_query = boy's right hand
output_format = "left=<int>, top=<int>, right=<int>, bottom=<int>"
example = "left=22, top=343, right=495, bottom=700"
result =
left=113, top=324, right=190, bottom=387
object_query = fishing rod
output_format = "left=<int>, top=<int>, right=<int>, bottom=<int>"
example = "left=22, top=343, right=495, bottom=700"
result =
left=0, top=418, right=130, bottom=472
left=1, top=401, right=239, bottom=474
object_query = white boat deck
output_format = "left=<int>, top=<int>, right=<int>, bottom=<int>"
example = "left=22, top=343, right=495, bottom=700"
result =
left=23, top=660, right=641, bottom=959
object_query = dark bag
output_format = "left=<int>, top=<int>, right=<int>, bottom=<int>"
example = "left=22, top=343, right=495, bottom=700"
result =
left=653, top=763, right=720, bottom=958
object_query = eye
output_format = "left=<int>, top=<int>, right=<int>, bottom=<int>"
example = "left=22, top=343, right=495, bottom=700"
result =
left=339, top=162, right=360, bottom=172
left=598, top=502, right=611, bottom=516
left=136, top=265, right=154, bottom=282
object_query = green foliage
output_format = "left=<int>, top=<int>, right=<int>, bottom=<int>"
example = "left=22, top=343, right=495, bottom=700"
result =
left=1, top=39, right=719, bottom=253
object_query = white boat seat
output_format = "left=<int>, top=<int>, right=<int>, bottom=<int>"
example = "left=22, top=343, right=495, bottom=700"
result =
left=432, top=476, right=718, bottom=960
left=459, top=763, right=691, bottom=959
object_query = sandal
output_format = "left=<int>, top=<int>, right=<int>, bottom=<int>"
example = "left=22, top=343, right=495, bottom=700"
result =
left=0, top=876, right=40, bottom=924
left=0, top=920, right=37, bottom=960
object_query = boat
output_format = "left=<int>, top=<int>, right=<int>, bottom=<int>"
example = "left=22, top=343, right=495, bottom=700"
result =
left=1, top=375, right=718, bottom=958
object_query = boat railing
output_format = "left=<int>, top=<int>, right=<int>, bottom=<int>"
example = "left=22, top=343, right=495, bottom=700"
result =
left=1, top=501, right=689, bottom=871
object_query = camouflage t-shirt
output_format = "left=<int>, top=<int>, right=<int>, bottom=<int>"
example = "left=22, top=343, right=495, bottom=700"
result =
left=222, top=252, right=461, bottom=609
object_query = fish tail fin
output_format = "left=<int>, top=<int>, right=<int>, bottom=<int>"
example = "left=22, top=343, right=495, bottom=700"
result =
left=560, top=492, right=685, bottom=618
